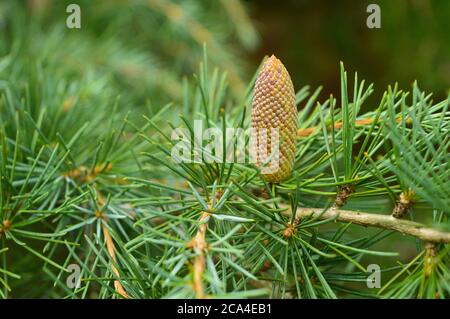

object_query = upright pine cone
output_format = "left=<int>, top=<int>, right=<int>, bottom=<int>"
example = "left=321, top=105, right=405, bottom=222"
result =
left=251, top=55, right=297, bottom=183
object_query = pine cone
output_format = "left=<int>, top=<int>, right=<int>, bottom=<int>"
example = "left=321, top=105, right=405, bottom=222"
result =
left=251, top=55, right=297, bottom=183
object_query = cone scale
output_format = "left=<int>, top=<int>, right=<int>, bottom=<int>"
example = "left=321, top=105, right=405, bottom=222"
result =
left=251, top=55, right=297, bottom=183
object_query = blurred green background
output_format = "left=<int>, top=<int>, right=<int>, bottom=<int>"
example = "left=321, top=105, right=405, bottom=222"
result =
left=248, top=0, right=450, bottom=106
left=2, top=0, right=449, bottom=108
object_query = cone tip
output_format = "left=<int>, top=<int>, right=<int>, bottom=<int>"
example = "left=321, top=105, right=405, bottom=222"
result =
left=265, top=54, right=281, bottom=66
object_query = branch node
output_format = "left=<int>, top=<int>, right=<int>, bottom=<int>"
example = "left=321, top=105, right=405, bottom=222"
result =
left=334, top=185, right=354, bottom=208
left=392, top=188, right=415, bottom=218
left=63, top=163, right=112, bottom=183
left=0, top=219, right=11, bottom=237
left=424, top=242, right=437, bottom=278
left=283, top=222, right=296, bottom=238
left=190, top=211, right=210, bottom=299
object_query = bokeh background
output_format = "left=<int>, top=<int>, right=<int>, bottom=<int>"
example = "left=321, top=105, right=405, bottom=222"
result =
left=2, top=0, right=449, bottom=108
left=249, top=0, right=450, bottom=107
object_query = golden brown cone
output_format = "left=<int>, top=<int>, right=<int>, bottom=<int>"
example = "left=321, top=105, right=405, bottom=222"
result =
left=251, top=55, right=297, bottom=183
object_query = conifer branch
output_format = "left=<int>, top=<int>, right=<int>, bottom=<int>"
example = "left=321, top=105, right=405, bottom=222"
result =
left=290, top=207, right=450, bottom=243
left=1, top=2, right=449, bottom=298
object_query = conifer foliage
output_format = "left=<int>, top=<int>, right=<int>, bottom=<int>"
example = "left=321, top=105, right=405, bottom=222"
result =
left=0, top=1, right=449, bottom=299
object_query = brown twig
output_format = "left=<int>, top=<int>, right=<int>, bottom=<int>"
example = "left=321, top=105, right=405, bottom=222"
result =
left=64, top=163, right=112, bottom=183
left=187, top=211, right=210, bottom=299
left=297, top=116, right=406, bottom=138
left=101, top=222, right=129, bottom=298
left=186, top=191, right=225, bottom=298
left=65, top=164, right=130, bottom=298
left=96, top=192, right=129, bottom=299
left=286, top=207, right=450, bottom=244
